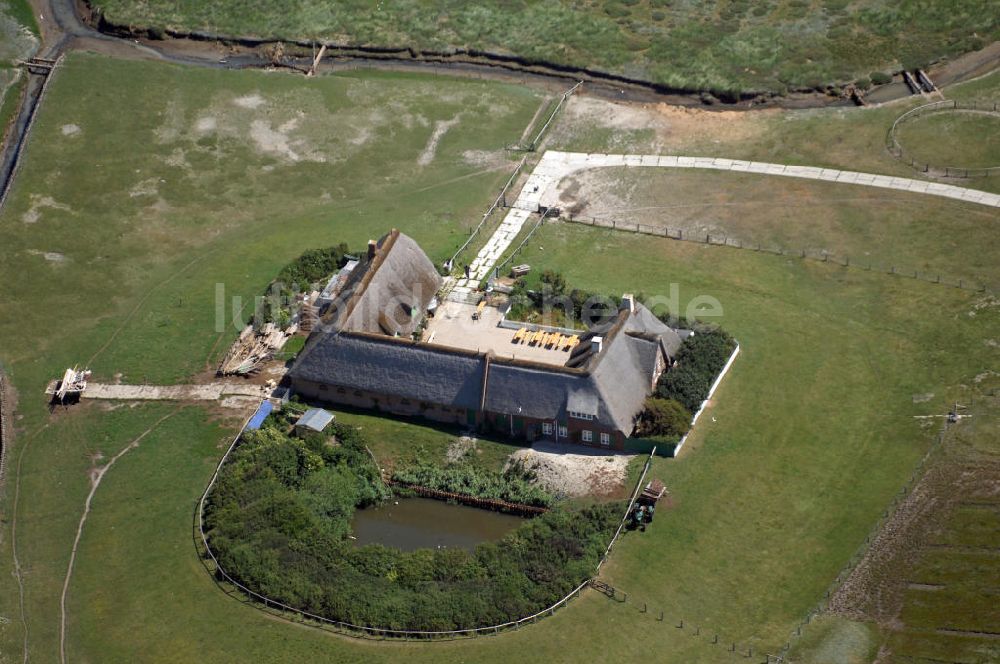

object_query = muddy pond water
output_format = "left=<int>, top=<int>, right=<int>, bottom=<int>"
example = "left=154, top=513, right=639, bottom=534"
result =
left=351, top=497, right=526, bottom=552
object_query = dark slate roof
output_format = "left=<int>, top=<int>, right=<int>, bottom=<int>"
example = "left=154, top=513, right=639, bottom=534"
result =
left=325, top=230, right=442, bottom=337
left=291, top=332, right=486, bottom=411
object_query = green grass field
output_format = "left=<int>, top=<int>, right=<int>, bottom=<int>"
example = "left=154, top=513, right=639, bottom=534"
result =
left=895, top=110, right=1000, bottom=169
left=90, top=0, right=1000, bottom=95
left=552, top=168, right=1000, bottom=290
left=1, top=50, right=999, bottom=663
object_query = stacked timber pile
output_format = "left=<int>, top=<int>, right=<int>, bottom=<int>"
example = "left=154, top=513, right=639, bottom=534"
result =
left=218, top=323, right=294, bottom=376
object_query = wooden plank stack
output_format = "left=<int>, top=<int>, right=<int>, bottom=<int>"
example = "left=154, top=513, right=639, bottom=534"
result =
left=218, top=323, right=294, bottom=375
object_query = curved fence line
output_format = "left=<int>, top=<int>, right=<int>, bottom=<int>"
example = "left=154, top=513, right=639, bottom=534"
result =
left=195, top=405, right=657, bottom=640
left=886, top=100, right=1000, bottom=178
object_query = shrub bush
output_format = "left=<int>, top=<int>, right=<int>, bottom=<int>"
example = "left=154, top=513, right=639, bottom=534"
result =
left=392, top=459, right=553, bottom=507
left=870, top=71, right=892, bottom=85
left=656, top=327, right=736, bottom=412
left=636, top=397, right=691, bottom=439
left=205, top=419, right=619, bottom=630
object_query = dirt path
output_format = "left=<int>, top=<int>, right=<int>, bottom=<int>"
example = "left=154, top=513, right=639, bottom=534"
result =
left=525, top=151, right=1000, bottom=211
left=58, top=410, right=176, bottom=664
left=9, top=423, right=49, bottom=664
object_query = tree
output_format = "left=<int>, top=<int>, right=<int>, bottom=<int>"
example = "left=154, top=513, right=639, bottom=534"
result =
left=539, top=270, right=567, bottom=296
left=636, top=397, right=692, bottom=439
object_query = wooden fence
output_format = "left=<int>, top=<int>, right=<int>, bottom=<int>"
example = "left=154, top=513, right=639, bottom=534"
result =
left=387, top=479, right=550, bottom=515
left=562, top=213, right=990, bottom=293
left=195, top=411, right=656, bottom=640
left=886, top=100, right=1000, bottom=178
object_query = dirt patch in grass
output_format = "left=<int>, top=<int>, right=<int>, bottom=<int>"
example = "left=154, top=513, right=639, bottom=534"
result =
left=547, top=96, right=772, bottom=153
left=508, top=442, right=632, bottom=498
left=21, top=194, right=71, bottom=224
left=417, top=116, right=460, bottom=166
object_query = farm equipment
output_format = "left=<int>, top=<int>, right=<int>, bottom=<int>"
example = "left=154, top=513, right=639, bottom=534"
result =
left=630, top=479, right=667, bottom=531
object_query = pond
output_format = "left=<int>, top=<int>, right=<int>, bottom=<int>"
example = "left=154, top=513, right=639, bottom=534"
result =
left=351, top=497, right=525, bottom=552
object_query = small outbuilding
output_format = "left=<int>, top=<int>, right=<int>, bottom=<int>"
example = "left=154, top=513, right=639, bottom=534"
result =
left=295, top=408, right=334, bottom=435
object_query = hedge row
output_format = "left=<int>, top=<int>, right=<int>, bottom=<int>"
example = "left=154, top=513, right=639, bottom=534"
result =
left=655, top=327, right=736, bottom=412
left=392, top=460, right=553, bottom=508
left=204, top=420, right=619, bottom=630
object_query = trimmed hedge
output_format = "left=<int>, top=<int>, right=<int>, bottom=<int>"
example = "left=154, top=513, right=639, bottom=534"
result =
left=655, top=327, right=736, bottom=412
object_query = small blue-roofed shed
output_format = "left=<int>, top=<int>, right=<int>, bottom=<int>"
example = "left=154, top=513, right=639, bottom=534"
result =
left=295, top=408, right=334, bottom=434
left=244, top=401, right=273, bottom=431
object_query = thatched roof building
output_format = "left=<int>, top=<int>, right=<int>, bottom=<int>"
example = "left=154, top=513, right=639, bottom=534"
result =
left=289, top=230, right=684, bottom=448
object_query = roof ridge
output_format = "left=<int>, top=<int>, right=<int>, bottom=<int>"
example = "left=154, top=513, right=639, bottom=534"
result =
left=337, top=229, right=400, bottom=326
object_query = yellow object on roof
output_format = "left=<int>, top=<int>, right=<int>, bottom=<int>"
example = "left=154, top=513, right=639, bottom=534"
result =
left=476, top=300, right=486, bottom=313
left=512, top=327, right=527, bottom=342
left=530, top=329, right=545, bottom=345
left=563, top=334, right=580, bottom=350
left=546, top=333, right=561, bottom=347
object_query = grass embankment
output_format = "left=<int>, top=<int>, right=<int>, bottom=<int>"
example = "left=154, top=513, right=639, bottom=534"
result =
left=545, top=68, right=1000, bottom=196
left=89, top=0, right=1000, bottom=95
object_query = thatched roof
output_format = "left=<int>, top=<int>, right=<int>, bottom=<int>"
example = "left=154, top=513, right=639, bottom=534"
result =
left=292, top=332, right=487, bottom=410
left=290, top=230, right=681, bottom=436
left=324, top=229, right=441, bottom=337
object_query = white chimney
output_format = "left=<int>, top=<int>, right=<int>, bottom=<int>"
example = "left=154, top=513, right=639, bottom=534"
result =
left=591, top=335, right=604, bottom=354
left=622, top=293, right=636, bottom=313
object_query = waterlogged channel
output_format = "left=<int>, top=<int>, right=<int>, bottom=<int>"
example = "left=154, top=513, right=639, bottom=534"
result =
left=351, top=497, right=525, bottom=552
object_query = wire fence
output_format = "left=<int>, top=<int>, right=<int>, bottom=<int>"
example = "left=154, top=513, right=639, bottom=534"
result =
left=194, top=408, right=657, bottom=640
left=561, top=213, right=990, bottom=293
left=886, top=100, right=1000, bottom=178
left=0, top=369, right=9, bottom=488
left=519, top=80, right=582, bottom=152
left=493, top=208, right=557, bottom=279
left=448, top=157, right=527, bottom=269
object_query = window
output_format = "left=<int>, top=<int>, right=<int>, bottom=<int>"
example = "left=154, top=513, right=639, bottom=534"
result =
left=600, top=432, right=611, bottom=447
left=582, top=430, right=593, bottom=443
left=319, top=384, right=328, bottom=391
left=558, top=425, right=568, bottom=438
left=542, top=422, right=553, bottom=435
left=336, top=387, right=346, bottom=394
left=568, top=411, right=594, bottom=421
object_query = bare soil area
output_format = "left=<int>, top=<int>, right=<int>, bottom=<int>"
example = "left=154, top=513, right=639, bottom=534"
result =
left=509, top=442, right=633, bottom=498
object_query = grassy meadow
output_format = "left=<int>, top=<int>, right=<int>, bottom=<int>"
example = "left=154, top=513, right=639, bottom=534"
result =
left=895, top=110, right=1000, bottom=169
left=90, top=0, right=1000, bottom=95
left=0, top=49, right=998, bottom=663
left=553, top=168, right=1000, bottom=290
left=545, top=70, right=1000, bottom=196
